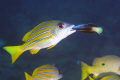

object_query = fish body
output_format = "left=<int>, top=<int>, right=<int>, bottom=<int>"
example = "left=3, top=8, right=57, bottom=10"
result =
left=3, top=20, right=76, bottom=64
left=89, top=75, right=120, bottom=80
left=101, top=75, right=120, bottom=80
left=81, top=55, right=120, bottom=80
left=72, top=24, right=103, bottom=34
left=24, top=64, right=62, bottom=80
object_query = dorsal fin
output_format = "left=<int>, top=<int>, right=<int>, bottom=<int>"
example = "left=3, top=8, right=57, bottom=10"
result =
left=22, top=31, right=32, bottom=42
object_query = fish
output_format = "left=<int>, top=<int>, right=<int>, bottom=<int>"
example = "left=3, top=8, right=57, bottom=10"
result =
left=72, top=23, right=103, bottom=34
left=3, top=20, right=76, bottom=64
left=101, top=75, right=120, bottom=80
left=89, top=75, right=120, bottom=80
left=81, top=55, right=120, bottom=80
left=24, top=64, right=62, bottom=80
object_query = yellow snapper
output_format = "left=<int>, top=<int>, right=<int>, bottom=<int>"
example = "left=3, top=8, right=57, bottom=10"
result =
left=89, top=75, right=120, bottom=80
left=24, top=64, right=62, bottom=80
left=3, top=20, right=76, bottom=64
left=81, top=55, right=120, bottom=80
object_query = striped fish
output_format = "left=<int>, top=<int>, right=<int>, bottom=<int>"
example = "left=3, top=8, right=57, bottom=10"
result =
left=89, top=75, right=120, bottom=80
left=3, top=20, right=76, bottom=64
left=24, top=64, right=62, bottom=80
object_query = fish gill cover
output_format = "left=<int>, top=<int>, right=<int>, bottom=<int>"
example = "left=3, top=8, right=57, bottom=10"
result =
left=0, top=0, right=120, bottom=80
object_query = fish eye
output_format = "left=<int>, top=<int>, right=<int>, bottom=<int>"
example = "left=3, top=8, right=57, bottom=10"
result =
left=102, top=63, right=105, bottom=66
left=57, top=23, right=65, bottom=29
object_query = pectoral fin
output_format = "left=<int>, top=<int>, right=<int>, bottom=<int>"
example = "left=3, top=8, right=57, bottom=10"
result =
left=30, top=49, right=40, bottom=54
left=47, top=45, right=56, bottom=50
left=93, top=75, right=98, bottom=79
left=117, top=68, right=120, bottom=72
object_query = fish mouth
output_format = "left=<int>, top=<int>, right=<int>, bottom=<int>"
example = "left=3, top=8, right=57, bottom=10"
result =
left=70, top=25, right=76, bottom=31
left=70, top=29, right=76, bottom=31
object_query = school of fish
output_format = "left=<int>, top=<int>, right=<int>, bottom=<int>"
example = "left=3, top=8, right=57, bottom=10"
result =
left=2, top=20, right=107, bottom=80
left=3, top=20, right=103, bottom=64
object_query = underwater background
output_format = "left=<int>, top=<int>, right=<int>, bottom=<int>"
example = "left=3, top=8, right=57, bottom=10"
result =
left=0, top=0, right=120, bottom=80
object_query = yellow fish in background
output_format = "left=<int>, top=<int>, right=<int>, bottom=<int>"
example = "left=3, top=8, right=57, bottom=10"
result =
left=24, top=64, right=62, bottom=80
left=89, top=75, right=120, bottom=80
left=3, top=20, right=76, bottom=64
left=81, top=55, right=120, bottom=80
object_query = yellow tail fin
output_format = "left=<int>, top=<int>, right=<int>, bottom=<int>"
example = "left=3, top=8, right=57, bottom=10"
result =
left=89, top=76, right=94, bottom=80
left=81, top=61, right=90, bottom=80
left=24, top=72, right=32, bottom=80
left=3, top=45, right=23, bottom=64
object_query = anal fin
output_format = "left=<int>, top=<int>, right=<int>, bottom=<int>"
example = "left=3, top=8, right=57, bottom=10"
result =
left=47, top=45, right=56, bottom=50
left=30, top=49, right=40, bottom=54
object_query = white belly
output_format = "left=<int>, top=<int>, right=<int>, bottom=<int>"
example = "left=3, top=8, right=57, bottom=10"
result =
left=31, top=37, right=63, bottom=50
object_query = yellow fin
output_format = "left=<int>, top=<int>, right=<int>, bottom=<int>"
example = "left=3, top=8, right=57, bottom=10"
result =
left=24, top=72, right=32, bottom=80
left=81, top=61, right=90, bottom=80
left=89, top=76, right=94, bottom=80
left=47, top=45, right=56, bottom=50
left=3, top=45, right=23, bottom=64
left=30, top=49, right=40, bottom=54
left=93, top=75, right=98, bottom=79
left=22, top=31, right=32, bottom=42
left=117, top=69, right=120, bottom=72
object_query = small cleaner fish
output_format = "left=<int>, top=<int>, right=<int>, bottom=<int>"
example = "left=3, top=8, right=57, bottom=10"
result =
left=24, top=64, right=62, bottom=80
left=81, top=55, right=120, bottom=80
left=72, top=23, right=103, bottom=34
left=3, top=20, right=76, bottom=64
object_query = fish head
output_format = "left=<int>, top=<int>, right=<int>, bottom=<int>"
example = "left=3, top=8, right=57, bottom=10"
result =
left=91, top=55, right=120, bottom=76
left=50, top=70, right=63, bottom=80
left=53, top=21, right=76, bottom=39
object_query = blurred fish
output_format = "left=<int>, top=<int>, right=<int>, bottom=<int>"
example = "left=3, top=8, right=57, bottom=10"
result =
left=72, top=24, right=103, bottom=34
left=89, top=75, right=120, bottom=80
left=3, top=20, right=76, bottom=64
left=81, top=55, right=120, bottom=80
left=24, top=64, right=62, bottom=80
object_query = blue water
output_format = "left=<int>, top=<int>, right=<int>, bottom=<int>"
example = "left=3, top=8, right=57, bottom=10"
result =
left=0, top=0, right=120, bottom=80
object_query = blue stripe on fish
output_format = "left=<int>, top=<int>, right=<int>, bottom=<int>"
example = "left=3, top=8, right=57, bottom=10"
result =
left=35, top=72, right=57, bottom=75
left=38, top=69, right=58, bottom=71
left=107, top=78, right=113, bottom=79
left=35, top=21, right=59, bottom=29
left=27, top=29, right=55, bottom=42
left=35, top=77, right=48, bottom=79
left=22, top=30, right=62, bottom=50
left=30, top=24, right=57, bottom=36
left=52, top=75, right=60, bottom=77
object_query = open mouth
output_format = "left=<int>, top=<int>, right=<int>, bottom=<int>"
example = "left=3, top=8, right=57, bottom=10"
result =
left=70, top=29, right=76, bottom=31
